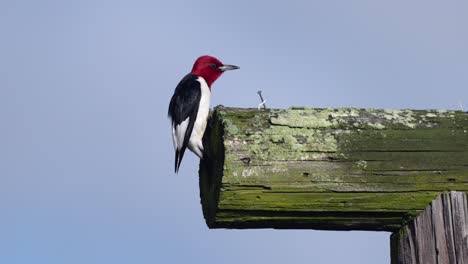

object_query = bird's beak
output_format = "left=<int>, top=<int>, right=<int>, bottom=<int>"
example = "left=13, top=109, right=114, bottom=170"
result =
left=219, top=64, right=240, bottom=71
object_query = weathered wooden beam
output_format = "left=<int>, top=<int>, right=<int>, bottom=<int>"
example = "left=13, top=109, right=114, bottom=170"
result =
left=199, top=107, right=468, bottom=231
left=390, top=191, right=468, bottom=264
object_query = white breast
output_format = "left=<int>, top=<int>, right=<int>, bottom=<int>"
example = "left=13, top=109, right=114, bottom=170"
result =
left=188, top=77, right=211, bottom=158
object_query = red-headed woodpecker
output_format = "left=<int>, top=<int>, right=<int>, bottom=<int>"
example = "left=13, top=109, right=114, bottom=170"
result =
left=168, top=55, right=239, bottom=173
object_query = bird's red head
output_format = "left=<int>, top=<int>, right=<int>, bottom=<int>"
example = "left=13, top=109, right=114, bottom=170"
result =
left=191, top=55, right=239, bottom=88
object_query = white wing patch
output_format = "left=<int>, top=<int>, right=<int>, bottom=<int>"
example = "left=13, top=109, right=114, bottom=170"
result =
left=172, top=118, right=189, bottom=151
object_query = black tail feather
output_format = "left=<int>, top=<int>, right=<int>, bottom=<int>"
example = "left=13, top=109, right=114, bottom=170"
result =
left=175, top=147, right=187, bottom=173
left=175, top=150, right=179, bottom=173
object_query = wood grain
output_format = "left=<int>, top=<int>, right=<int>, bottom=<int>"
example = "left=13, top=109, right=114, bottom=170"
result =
left=391, top=191, right=468, bottom=264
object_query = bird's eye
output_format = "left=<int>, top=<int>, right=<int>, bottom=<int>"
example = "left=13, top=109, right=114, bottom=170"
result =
left=210, top=63, right=218, bottom=69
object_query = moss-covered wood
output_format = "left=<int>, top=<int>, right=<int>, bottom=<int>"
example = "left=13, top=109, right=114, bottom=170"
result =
left=199, top=107, right=468, bottom=231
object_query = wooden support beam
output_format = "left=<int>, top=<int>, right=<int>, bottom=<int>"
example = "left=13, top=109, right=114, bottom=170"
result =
left=199, top=107, right=468, bottom=231
left=390, top=191, right=468, bottom=264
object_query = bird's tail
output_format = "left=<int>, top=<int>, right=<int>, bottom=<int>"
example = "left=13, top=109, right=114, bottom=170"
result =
left=174, top=148, right=187, bottom=173
left=174, top=150, right=179, bottom=173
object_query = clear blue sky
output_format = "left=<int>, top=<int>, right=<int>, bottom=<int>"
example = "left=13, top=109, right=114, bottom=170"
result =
left=1, top=0, right=467, bottom=263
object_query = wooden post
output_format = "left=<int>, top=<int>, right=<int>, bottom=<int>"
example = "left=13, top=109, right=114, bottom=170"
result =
left=391, top=191, right=468, bottom=264
left=199, top=106, right=468, bottom=263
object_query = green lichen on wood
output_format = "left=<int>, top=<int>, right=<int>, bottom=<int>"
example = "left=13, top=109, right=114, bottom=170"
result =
left=199, top=106, right=468, bottom=231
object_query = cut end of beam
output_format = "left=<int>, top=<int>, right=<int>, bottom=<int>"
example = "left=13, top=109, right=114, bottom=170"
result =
left=199, top=109, right=225, bottom=228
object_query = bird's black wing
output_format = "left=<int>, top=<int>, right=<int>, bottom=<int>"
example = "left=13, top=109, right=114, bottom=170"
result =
left=168, top=73, right=201, bottom=173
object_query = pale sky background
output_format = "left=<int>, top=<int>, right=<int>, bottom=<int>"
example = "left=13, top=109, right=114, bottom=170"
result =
left=1, top=0, right=467, bottom=263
